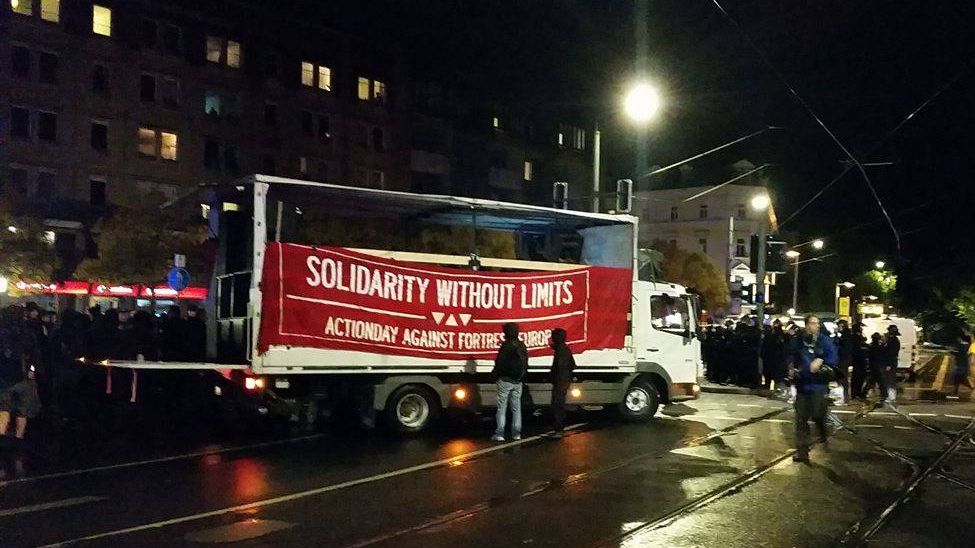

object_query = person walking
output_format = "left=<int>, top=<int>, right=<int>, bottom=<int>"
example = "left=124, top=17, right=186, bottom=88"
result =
left=0, top=306, right=42, bottom=442
left=548, top=328, right=575, bottom=438
left=789, top=314, right=838, bottom=463
left=850, top=322, right=870, bottom=400
left=492, top=322, right=528, bottom=442
left=833, top=320, right=854, bottom=405
left=952, top=333, right=974, bottom=395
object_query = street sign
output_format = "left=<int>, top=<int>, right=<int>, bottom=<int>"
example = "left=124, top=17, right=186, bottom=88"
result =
left=174, top=254, right=186, bottom=268
left=167, top=267, right=191, bottom=292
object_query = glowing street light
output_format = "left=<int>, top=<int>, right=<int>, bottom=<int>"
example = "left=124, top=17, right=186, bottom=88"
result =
left=875, top=260, right=886, bottom=269
left=785, top=250, right=800, bottom=259
left=7, top=225, right=17, bottom=233
left=623, top=82, right=661, bottom=123
left=812, top=239, right=825, bottom=250
left=750, top=194, right=770, bottom=211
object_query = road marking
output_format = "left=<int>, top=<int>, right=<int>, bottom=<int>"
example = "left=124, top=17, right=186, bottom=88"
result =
left=0, top=496, right=106, bottom=518
left=762, top=419, right=791, bottom=424
left=853, top=424, right=883, bottom=428
left=893, top=426, right=916, bottom=431
left=932, top=356, right=950, bottom=391
left=909, top=413, right=937, bottom=417
left=872, top=412, right=897, bottom=416
left=1, top=434, right=328, bottom=486
left=736, top=404, right=763, bottom=408
left=832, top=410, right=856, bottom=414
left=945, top=414, right=973, bottom=420
left=37, top=423, right=586, bottom=547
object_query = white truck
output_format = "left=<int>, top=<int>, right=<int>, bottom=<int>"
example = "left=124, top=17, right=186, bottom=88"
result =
left=115, top=175, right=702, bottom=433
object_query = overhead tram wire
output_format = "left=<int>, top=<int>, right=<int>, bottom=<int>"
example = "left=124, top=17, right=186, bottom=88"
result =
left=641, top=127, right=779, bottom=180
left=709, top=0, right=901, bottom=252
left=779, top=57, right=975, bottom=228
left=682, top=163, right=772, bottom=203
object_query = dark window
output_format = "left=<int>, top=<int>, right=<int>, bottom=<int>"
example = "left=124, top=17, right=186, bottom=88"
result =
left=261, top=155, right=276, bottom=175
left=38, top=112, right=57, bottom=142
left=90, top=178, right=107, bottom=206
left=224, top=145, right=239, bottom=174
left=163, top=25, right=181, bottom=55
left=10, top=107, right=30, bottom=138
left=39, top=52, right=58, bottom=84
left=12, top=46, right=30, bottom=78
left=204, top=139, right=220, bottom=169
left=670, top=206, right=679, bottom=221
left=204, top=90, right=221, bottom=116
left=264, top=103, right=277, bottom=126
left=140, top=74, right=156, bottom=102
left=317, top=161, right=329, bottom=182
left=699, top=204, right=708, bottom=219
left=301, top=110, right=313, bottom=136
left=9, top=168, right=29, bottom=195
left=736, top=238, right=747, bottom=257
left=90, top=121, right=108, bottom=151
left=264, top=54, right=279, bottom=78
left=317, top=114, right=331, bottom=142
left=139, top=19, right=157, bottom=49
left=36, top=172, right=56, bottom=200
left=161, top=77, right=179, bottom=107
left=371, top=127, right=384, bottom=152
left=92, top=64, right=109, bottom=95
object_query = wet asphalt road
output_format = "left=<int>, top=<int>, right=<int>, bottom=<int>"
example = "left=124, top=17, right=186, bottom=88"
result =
left=2, top=366, right=975, bottom=547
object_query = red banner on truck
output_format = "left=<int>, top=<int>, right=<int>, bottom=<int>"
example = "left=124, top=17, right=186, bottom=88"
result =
left=258, top=244, right=631, bottom=359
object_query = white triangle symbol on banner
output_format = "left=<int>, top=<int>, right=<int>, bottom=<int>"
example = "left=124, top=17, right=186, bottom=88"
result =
left=445, top=314, right=458, bottom=326
left=432, top=312, right=445, bottom=325
left=459, top=313, right=472, bottom=326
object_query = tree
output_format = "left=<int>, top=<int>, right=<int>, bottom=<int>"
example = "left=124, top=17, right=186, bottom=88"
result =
left=951, top=287, right=975, bottom=332
left=75, top=205, right=210, bottom=287
left=652, top=240, right=729, bottom=310
left=0, top=200, right=60, bottom=280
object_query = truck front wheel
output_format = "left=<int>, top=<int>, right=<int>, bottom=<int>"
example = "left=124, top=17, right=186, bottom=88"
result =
left=385, top=385, right=441, bottom=434
left=618, top=379, right=660, bottom=422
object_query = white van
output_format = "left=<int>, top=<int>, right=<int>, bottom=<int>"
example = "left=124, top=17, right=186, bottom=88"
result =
left=860, top=316, right=919, bottom=371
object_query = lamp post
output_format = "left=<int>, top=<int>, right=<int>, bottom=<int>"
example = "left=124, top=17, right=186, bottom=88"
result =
left=786, top=250, right=801, bottom=312
left=751, top=194, right=770, bottom=383
left=875, top=260, right=886, bottom=269
left=592, top=82, right=661, bottom=213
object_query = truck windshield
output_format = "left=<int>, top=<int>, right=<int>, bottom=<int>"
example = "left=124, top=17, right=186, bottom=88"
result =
left=650, top=295, right=690, bottom=335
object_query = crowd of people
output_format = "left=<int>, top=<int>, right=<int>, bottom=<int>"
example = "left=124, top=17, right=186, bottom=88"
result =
left=0, top=302, right=207, bottom=441
left=701, top=316, right=903, bottom=404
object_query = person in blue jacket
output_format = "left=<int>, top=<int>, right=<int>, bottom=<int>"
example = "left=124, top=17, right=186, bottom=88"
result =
left=789, top=314, right=838, bottom=463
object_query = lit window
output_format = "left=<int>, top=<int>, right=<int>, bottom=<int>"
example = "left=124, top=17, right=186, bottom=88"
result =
left=373, top=80, right=385, bottom=101
left=92, top=5, right=112, bottom=37
left=160, top=131, right=178, bottom=161
left=223, top=202, right=240, bottom=212
left=523, top=160, right=533, bottom=181
left=200, top=203, right=211, bottom=219
left=357, top=77, right=370, bottom=100
left=206, top=36, right=222, bottom=63
left=557, top=131, right=564, bottom=146
left=492, top=116, right=500, bottom=129
left=137, top=128, right=157, bottom=156
left=301, top=61, right=314, bottom=86
left=226, top=40, right=241, bottom=67
left=318, top=65, right=332, bottom=91
left=40, top=0, right=59, bottom=22
left=10, top=0, right=32, bottom=16
left=42, top=230, right=56, bottom=246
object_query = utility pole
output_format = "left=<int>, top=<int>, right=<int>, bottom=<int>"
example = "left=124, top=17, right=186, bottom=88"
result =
left=791, top=256, right=799, bottom=312
left=755, top=213, right=768, bottom=381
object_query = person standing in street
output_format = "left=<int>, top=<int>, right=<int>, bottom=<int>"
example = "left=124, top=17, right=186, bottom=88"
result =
left=850, top=322, right=870, bottom=400
left=492, top=322, right=528, bottom=442
left=885, top=325, right=901, bottom=404
left=867, top=332, right=888, bottom=402
left=833, top=320, right=854, bottom=405
left=548, top=328, right=575, bottom=438
left=789, top=314, right=838, bottom=463
left=952, top=333, right=974, bottom=395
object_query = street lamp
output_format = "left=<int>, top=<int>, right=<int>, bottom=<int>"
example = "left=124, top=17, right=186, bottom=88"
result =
left=875, top=260, right=886, bottom=269
left=750, top=194, right=770, bottom=211
left=592, top=82, right=662, bottom=213
left=786, top=250, right=801, bottom=312
left=623, top=83, right=661, bottom=123
left=6, top=225, right=17, bottom=234
left=750, top=193, right=770, bottom=380
left=812, top=239, right=825, bottom=250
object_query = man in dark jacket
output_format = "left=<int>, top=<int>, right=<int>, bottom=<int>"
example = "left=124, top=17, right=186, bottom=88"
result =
left=850, top=323, right=870, bottom=400
left=548, top=328, right=575, bottom=438
left=833, top=320, right=854, bottom=404
left=492, top=322, right=528, bottom=441
left=789, top=314, right=838, bottom=463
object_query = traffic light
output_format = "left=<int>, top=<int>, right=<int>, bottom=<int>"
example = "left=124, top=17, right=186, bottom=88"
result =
left=616, top=179, right=633, bottom=213
left=749, top=235, right=788, bottom=274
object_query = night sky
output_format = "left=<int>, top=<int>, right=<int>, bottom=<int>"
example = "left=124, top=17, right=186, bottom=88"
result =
left=319, top=0, right=975, bottom=307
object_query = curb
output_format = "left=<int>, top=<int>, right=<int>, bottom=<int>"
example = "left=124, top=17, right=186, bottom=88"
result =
left=700, top=384, right=771, bottom=397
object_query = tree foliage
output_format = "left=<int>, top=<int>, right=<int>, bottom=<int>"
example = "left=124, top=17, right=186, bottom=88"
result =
left=76, top=206, right=210, bottom=286
left=951, top=287, right=975, bottom=332
left=652, top=240, right=729, bottom=310
left=0, top=200, right=59, bottom=280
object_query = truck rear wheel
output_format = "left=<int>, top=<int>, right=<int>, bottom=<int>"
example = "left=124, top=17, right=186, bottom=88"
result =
left=618, top=379, right=660, bottom=422
left=385, top=384, right=441, bottom=434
